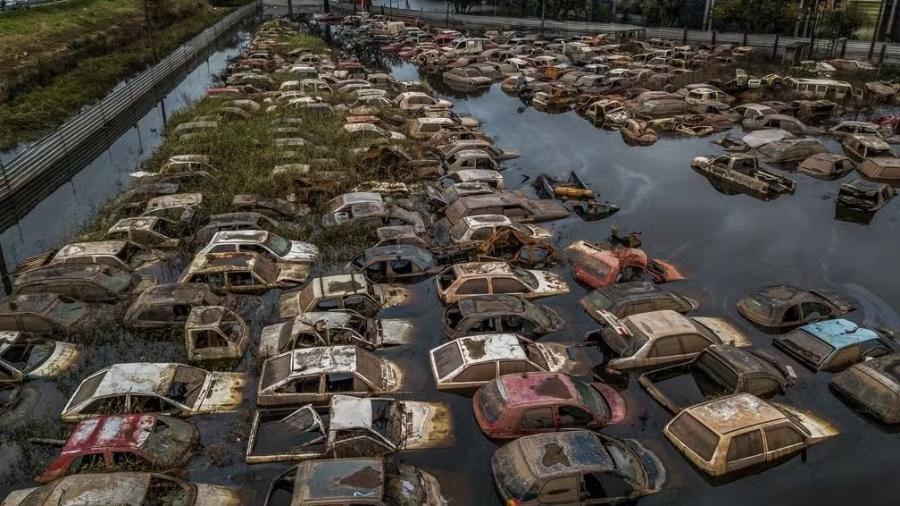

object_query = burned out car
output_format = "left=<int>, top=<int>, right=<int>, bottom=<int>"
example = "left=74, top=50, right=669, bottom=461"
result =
left=1, top=473, right=240, bottom=506
left=179, top=251, right=310, bottom=293
left=349, top=245, right=440, bottom=282
left=245, top=395, right=452, bottom=463
left=257, top=345, right=401, bottom=406
left=322, top=192, right=427, bottom=233
left=0, top=332, right=79, bottom=382
left=124, top=283, right=260, bottom=329
left=773, top=319, right=894, bottom=372
left=473, top=372, right=625, bottom=439
left=586, top=310, right=752, bottom=372
left=565, top=241, right=683, bottom=289
left=259, top=310, right=413, bottom=357
left=12, top=263, right=144, bottom=303
left=736, top=285, right=855, bottom=331
left=36, top=414, right=198, bottom=483
left=143, top=193, right=203, bottom=225
left=797, top=153, right=855, bottom=179
left=429, top=333, right=585, bottom=391
left=491, top=430, right=666, bottom=505
left=191, top=212, right=302, bottom=249
left=184, top=306, right=249, bottom=363
left=435, top=261, right=569, bottom=304
left=0, top=294, right=113, bottom=334
left=690, top=154, right=796, bottom=197
left=263, top=458, right=445, bottom=506
left=836, top=179, right=895, bottom=212
left=278, top=274, right=410, bottom=319
left=15, top=240, right=163, bottom=275
left=449, top=214, right=552, bottom=245
left=830, top=353, right=900, bottom=424
left=664, top=393, right=837, bottom=477
left=61, top=362, right=247, bottom=421
left=580, top=281, right=698, bottom=321
left=442, top=294, right=564, bottom=339
left=639, top=344, right=796, bottom=413
left=196, top=230, right=319, bottom=268
left=106, top=216, right=189, bottom=249
left=444, top=191, right=570, bottom=225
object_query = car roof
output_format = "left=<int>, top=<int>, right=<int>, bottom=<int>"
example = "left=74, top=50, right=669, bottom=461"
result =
left=461, top=214, right=514, bottom=227
left=309, top=274, right=370, bottom=298
left=856, top=353, right=900, bottom=385
left=799, top=319, right=878, bottom=349
left=518, top=431, right=614, bottom=478
left=625, top=310, right=695, bottom=339
left=329, top=395, right=386, bottom=432
left=458, top=294, right=526, bottom=317
left=452, top=261, right=513, bottom=277
left=108, top=216, right=162, bottom=233
left=93, top=363, right=181, bottom=398
left=684, top=393, right=786, bottom=435
left=498, top=372, right=578, bottom=407
left=455, top=333, right=527, bottom=363
left=290, top=345, right=360, bottom=376
left=210, top=229, right=269, bottom=244
left=55, top=241, right=130, bottom=259
left=61, top=414, right=157, bottom=454
left=298, top=458, right=384, bottom=501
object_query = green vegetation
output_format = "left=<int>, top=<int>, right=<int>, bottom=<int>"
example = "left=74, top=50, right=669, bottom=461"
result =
left=0, top=0, right=231, bottom=151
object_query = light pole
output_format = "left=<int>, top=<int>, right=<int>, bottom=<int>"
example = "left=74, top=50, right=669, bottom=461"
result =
left=870, top=0, right=888, bottom=59
left=540, top=0, right=546, bottom=36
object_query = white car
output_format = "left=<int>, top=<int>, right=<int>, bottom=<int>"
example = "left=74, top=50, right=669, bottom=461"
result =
left=343, top=122, right=406, bottom=141
left=449, top=215, right=552, bottom=244
left=395, top=91, right=452, bottom=112
left=197, top=230, right=318, bottom=266
left=435, top=261, right=569, bottom=304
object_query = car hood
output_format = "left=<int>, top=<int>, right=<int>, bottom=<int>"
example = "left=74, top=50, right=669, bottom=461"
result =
left=194, top=484, right=243, bottom=506
left=275, top=264, right=311, bottom=285
left=196, top=372, right=247, bottom=414
left=527, top=270, right=570, bottom=296
left=593, top=383, right=627, bottom=424
left=27, top=341, right=79, bottom=379
left=284, top=241, right=319, bottom=263
left=625, top=438, right=667, bottom=495
left=377, top=318, right=415, bottom=346
left=399, top=401, right=454, bottom=450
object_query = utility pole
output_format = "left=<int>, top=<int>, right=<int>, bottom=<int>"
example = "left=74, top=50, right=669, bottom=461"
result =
left=871, top=0, right=888, bottom=59
left=794, top=0, right=805, bottom=37
left=888, top=0, right=899, bottom=39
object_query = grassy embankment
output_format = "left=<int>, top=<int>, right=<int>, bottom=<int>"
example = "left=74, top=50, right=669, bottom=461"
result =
left=0, top=0, right=238, bottom=151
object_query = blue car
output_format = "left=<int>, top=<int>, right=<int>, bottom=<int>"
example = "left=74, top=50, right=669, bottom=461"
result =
left=773, top=319, right=895, bottom=372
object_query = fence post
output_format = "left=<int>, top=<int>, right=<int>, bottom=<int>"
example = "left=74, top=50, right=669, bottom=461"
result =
left=878, top=44, right=888, bottom=76
left=711, top=31, right=716, bottom=46
left=841, top=39, right=847, bottom=58
left=683, top=27, right=688, bottom=44
left=773, top=34, right=779, bottom=58
left=742, top=33, right=747, bottom=46
left=0, top=242, right=11, bottom=296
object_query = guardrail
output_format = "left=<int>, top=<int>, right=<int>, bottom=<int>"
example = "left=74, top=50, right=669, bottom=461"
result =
left=0, top=1, right=261, bottom=233
left=347, top=3, right=900, bottom=64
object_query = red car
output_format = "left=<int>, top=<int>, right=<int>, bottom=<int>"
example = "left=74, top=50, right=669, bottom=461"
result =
left=472, top=372, right=626, bottom=439
left=565, top=240, right=683, bottom=289
left=37, top=414, right=198, bottom=483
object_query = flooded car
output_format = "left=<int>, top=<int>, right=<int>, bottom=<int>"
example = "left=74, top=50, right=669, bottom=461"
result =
left=124, top=283, right=260, bottom=329
left=1, top=472, right=240, bottom=505
left=196, top=230, right=319, bottom=267
left=36, top=414, right=198, bottom=483
left=257, top=345, right=401, bottom=406
left=348, top=245, right=441, bottom=282
left=830, top=353, right=900, bottom=424
left=580, top=281, right=698, bottom=320
left=444, top=191, right=570, bottom=225
left=0, top=332, right=79, bottom=381
left=61, top=362, right=246, bottom=421
left=586, top=310, right=752, bottom=372
left=13, top=263, right=144, bottom=303
left=14, top=240, right=164, bottom=275
left=565, top=241, right=683, bottom=289
left=429, top=333, right=584, bottom=391
left=0, top=294, right=113, bottom=334
left=639, top=344, right=796, bottom=413
left=179, top=251, right=310, bottom=292
left=690, top=154, right=796, bottom=197
left=772, top=319, right=895, bottom=372
left=797, top=153, right=855, bottom=179
left=491, top=430, right=665, bottom=505
left=106, top=216, right=188, bottom=249
left=191, top=212, right=302, bottom=249
left=442, top=294, right=565, bottom=339
left=448, top=215, right=552, bottom=245
left=435, top=261, right=569, bottom=304
left=245, top=394, right=452, bottom=463
left=473, top=372, right=625, bottom=439
left=277, top=274, right=410, bottom=319
left=263, top=458, right=445, bottom=506
left=664, top=393, right=838, bottom=477
left=836, top=179, right=895, bottom=212
left=184, top=306, right=249, bottom=363
left=258, top=310, right=413, bottom=357
left=736, top=285, right=855, bottom=330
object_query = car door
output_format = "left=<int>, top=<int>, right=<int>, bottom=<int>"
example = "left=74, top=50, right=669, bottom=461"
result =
left=723, top=429, right=766, bottom=474
left=581, top=471, right=636, bottom=504
left=642, top=335, right=685, bottom=367
left=491, top=277, right=530, bottom=297
left=517, top=406, right=557, bottom=435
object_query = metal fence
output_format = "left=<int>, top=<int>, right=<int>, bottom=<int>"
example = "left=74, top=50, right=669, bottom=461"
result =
left=0, top=1, right=261, bottom=234
left=0, top=0, right=71, bottom=10
left=352, top=4, right=900, bottom=64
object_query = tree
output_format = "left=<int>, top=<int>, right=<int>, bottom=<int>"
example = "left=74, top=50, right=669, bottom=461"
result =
left=818, top=3, right=869, bottom=39
left=713, top=0, right=799, bottom=34
left=642, top=0, right=688, bottom=27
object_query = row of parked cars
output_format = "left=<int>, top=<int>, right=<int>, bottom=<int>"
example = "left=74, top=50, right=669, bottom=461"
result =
left=3, top=13, right=900, bottom=506
left=339, top=15, right=900, bottom=221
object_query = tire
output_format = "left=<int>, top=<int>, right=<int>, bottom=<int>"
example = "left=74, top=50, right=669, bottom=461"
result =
left=0, top=381, right=67, bottom=430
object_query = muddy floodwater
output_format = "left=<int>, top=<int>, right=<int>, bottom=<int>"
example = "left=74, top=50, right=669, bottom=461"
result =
left=4, top=31, right=900, bottom=506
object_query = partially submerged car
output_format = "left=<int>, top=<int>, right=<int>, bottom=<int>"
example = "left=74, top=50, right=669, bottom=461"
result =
left=278, top=274, right=410, bottom=319
left=797, top=153, right=855, bottom=179
left=191, top=212, right=302, bottom=249
left=442, top=294, right=564, bottom=339
left=836, top=178, right=895, bottom=213
left=492, top=430, right=666, bottom=505
left=106, top=216, right=188, bottom=249
left=196, top=230, right=318, bottom=267
left=36, top=414, right=198, bottom=483
left=259, top=310, right=412, bottom=357
left=0, top=332, right=79, bottom=382
left=429, top=333, right=584, bottom=391
left=736, top=285, right=854, bottom=331
left=1, top=473, right=240, bottom=506
left=184, top=306, right=249, bottom=363
left=473, top=372, right=625, bottom=439
left=580, top=281, right=698, bottom=321
left=322, top=192, right=427, bottom=232
left=639, top=344, right=796, bottom=413
left=349, top=245, right=440, bottom=283
left=444, top=191, right=569, bottom=225
left=61, top=362, right=246, bottom=421
left=773, top=319, right=894, bottom=372
left=586, top=310, right=752, bottom=372
left=857, top=155, right=900, bottom=180
left=263, top=458, right=445, bottom=506
left=448, top=214, right=552, bottom=245
left=12, top=263, right=143, bottom=303
left=179, top=251, right=310, bottom=293
left=435, top=261, right=569, bottom=304
left=691, top=154, right=796, bottom=197
left=257, top=345, right=401, bottom=406
left=830, top=353, right=900, bottom=424
left=246, top=394, right=451, bottom=463
left=16, top=240, right=162, bottom=275
left=124, top=283, right=259, bottom=329
left=0, top=294, right=112, bottom=334
left=664, top=393, right=838, bottom=477
left=564, top=241, right=683, bottom=289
